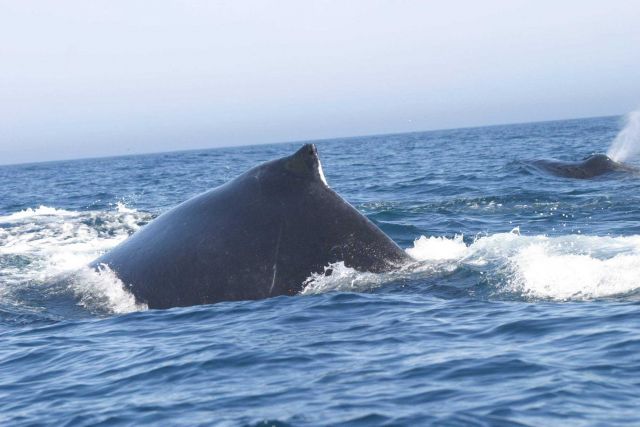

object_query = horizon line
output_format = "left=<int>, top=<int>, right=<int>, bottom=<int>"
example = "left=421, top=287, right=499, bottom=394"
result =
left=0, top=112, right=622, bottom=167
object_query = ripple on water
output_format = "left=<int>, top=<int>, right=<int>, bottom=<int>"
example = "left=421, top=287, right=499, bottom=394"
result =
left=1, top=116, right=640, bottom=425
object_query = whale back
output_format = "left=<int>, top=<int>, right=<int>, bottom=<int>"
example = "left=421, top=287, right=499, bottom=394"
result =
left=92, top=144, right=410, bottom=308
left=532, top=154, right=635, bottom=179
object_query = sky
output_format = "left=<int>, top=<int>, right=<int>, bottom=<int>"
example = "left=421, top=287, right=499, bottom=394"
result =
left=1, top=1, right=639, bottom=165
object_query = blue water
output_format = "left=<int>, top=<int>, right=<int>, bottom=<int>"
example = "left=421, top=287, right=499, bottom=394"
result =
left=1, top=116, right=640, bottom=426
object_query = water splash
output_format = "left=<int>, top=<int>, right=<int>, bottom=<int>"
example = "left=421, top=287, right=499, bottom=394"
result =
left=0, top=205, right=151, bottom=314
left=302, top=232, right=640, bottom=301
left=68, top=265, right=147, bottom=313
left=405, top=235, right=468, bottom=261
left=607, top=110, right=640, bottom=163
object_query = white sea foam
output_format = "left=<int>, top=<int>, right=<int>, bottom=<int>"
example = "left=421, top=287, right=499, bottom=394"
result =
left=0, top=206, right=79, bottom=222
left=69, top=265, right=146, bottom=313
left=507, top=245, right=640, bottom=300
left=301, top=262, right=384, bottom=295
left=0, top=204, right=151, bottom=313
left=302, top=231, right=640, bottom=301
left=406, top=234, right=468, bottom=261
left=607, top=109, right=640, bottom=163
left=438, top=232, right=640, bottom=300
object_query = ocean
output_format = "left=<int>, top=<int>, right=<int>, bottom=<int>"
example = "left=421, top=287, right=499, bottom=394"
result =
left=1, top=115, right=639, bottom=426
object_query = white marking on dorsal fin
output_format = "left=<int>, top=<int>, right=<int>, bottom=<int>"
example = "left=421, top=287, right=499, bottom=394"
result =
left=269, top=222, right=283, bottom=295
left=317, top=158, right=329, bottom=187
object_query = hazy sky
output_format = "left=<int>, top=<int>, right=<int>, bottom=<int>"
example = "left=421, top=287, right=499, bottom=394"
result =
left=1, top=1, right=639, bottom=164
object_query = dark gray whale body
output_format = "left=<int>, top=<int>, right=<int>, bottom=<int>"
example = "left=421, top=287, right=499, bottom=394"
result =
left=532, top=154, right=637, bottom=179
left=92, top=144, right=410, bottom=309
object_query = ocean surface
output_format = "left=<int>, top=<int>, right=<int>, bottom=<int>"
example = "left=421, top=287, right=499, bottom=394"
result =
left=1, top=115, right=640, bottom=426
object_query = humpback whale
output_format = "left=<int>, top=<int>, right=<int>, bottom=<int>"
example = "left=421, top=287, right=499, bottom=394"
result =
left=91, top=144, right=411, bottom=309
left=532, top=154, right=638, bottom=179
